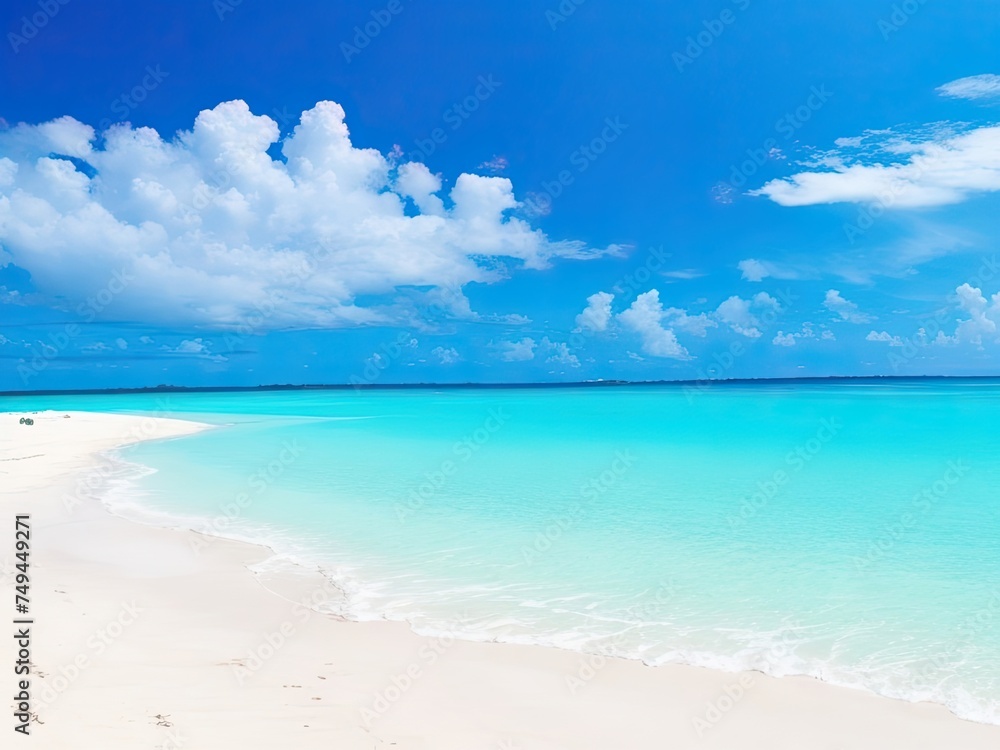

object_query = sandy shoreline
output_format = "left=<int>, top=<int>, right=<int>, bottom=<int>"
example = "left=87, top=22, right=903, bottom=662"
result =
left=2, top=410, right=999, bottom=748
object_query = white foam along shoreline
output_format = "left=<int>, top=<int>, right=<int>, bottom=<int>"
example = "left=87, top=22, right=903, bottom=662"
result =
left=2, top=408, right=999, bottom=749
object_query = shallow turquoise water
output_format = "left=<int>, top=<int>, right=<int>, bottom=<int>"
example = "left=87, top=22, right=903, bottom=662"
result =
left=7, top=382, right=1000, bottom=723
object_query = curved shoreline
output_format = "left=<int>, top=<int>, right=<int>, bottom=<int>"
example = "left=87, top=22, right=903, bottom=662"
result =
left=3, top=409, right=1000, bottom=748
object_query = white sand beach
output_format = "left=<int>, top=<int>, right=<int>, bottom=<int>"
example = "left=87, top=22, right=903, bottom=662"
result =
left=2, top=409, right=999, bottom=749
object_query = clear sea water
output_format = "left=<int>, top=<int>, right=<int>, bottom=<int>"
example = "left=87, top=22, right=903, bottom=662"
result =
left=6, top=380, right=1000, bottom=723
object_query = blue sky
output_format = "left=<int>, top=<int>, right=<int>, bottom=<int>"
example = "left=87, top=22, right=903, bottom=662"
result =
left=1, top=0, right=999, bottom=390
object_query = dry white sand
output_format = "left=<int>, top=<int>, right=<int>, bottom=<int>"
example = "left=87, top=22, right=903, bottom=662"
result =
left=2, top=409, right=999, bottom=748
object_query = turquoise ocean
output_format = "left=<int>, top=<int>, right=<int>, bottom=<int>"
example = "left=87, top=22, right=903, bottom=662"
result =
left=6, top=380, right=1000, bottom=723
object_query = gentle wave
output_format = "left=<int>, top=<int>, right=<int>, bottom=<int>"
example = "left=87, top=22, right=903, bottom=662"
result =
left=92, top=449, right=1000, bottom=727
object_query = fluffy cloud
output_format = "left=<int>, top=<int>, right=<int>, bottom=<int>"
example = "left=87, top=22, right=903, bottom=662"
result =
left=661, top=269, right=705, bottom=280
left=665, top=308, right=717, bottom=337
left=495, top=337, right=536, bottom=362
left=617, top=290, right=689, bottom=359
left=927, top=329, right=958, bottom=346
left=737, top=258, right=801, bottom=282
left=953, top=283, right=1000, bottom=345
left=750, top=124, right=1000, bottom=208
left=431, top=346, right=460, bottom=364
left=159, top=338, right=226, bottom=361
left=715, top=292, right=781, bottom=338
left=541, top=337, right=580, bottom=367
left=824, top=290, right=873, bottom=323
left=0, top=101, right=620, bottom=330
left=115, top=337, right=128, bottom=349
left=936, top=74, right=1000, bottom=102
left=490, top=313, right=531, bottom=325
left=174, top=339, right=210, bottom=354
left=738, top=259, right=770, bottom=282
left=477, top=155, right=509, bottom=174
left=772, top=324, right=818, bottom=346
left=575, top=291, right=614, bottom=332
left=866, top=330, right=904, bottom=346
left=395, top=161, right=446, bottom=216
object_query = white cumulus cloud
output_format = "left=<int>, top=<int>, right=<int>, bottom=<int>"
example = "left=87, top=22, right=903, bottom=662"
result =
left=665, top=308, right=717, bottom=337
left=715, top=292, right=781, bottom=338
left=772, top=324, right=817, bottom=346
left=952, top=283, right=1000, bottom=345
left=750, top=124, right=1000, bottom=208
left=0, top=101, right=620, bottom=330
left=866, top=330, right=904, bottom=346
left=617, top=290, right=689, bottom=359
left=431, top=346, right=461, bottom=364
left=738, top=259, right=770, bottom=282
left=575, top=291, right=615, bottom=332
left=541, top=337, right=580, bottom=367
left=936, top=74, right=1000, bottom=102
left=824, top=289, right=873, bottom=324
left=495, top=337, right=536, bottom=362
left=737, top=258, right=802, bottom=282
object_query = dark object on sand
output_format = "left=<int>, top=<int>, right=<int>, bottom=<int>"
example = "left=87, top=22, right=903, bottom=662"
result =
left=18, top=417, right=34, bottom=426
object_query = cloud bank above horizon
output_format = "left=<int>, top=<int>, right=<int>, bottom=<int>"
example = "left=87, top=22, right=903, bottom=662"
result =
left=0, top=99, right=622, bottom=331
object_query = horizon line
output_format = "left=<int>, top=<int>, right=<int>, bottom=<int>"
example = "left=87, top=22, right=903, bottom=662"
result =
left=2, top=373, right=999, bottom=397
